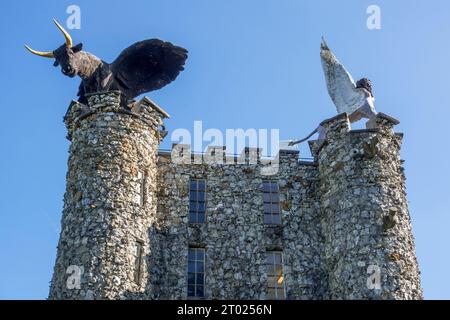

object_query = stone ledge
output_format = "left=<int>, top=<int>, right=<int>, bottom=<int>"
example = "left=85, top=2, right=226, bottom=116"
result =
left=320, top=112, right=348, bottom=127
left=298, top=161, right=318, bottom=166
left=64, top=91, right=169, bottom=141
left=349, top=128, right=380, bottom=134
left=280, top=149, right=300, bottom=155
left=83, top=90, right=122, bottom=99
left=137, top=97, right=171, bottom=119
left=376, top=112, right=400, bottom=125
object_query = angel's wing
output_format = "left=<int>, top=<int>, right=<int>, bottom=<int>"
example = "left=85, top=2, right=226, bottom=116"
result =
left=112, top=39, right=188, bottom=98
left=320, top=39, right=366, bottom=115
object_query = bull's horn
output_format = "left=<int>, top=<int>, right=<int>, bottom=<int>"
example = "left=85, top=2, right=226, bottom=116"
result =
left=24, top=44, right=54, bottom=58
left=53, top=18, right=72, bottom=48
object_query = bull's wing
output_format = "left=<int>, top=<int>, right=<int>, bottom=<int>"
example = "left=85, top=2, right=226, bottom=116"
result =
left=112, top=39, right=188, bottom=98
left=320, top=39, right=366, bottom=115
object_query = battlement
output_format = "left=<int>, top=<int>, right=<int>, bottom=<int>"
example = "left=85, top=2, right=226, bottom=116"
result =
left=309, top=112, right=401, bottom=156
left=160, top=142, right=309, bottom=166
left=63, top=91, right=169, bottom=141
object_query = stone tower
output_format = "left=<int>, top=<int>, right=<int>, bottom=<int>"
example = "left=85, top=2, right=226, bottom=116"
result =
left=49, top=91, right=169, bottom=299
left=316, top=113, right=423, bottom=299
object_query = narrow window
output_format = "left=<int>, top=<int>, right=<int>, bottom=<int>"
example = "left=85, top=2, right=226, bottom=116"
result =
left=134, top=171, right=146, bottom=205
left=187, top=247, right=205, bottom=298
left=262, top=180, right=281, bottom=224
left=133, top=241, right=144, bottom=284
left=265, top=251, right=285, bottom=299
left=189, top=179, right=206, bottom=223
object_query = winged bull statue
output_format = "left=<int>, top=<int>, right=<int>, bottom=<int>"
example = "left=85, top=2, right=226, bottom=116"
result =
left=290, top=38, right=377, bottom=146
left=25, top=19, right=188, bottom=106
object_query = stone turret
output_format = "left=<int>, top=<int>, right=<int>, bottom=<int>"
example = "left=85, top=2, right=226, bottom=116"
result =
left=49, top=91, right=169, bottom=299
left=316, top=113, right=423, bottom=299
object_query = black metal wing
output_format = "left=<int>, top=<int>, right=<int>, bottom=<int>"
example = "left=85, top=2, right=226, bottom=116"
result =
left=111, top=39, right=188, bottom=98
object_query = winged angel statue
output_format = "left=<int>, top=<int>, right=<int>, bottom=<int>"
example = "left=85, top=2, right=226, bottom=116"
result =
left=290, top=38, right=377, bottom=146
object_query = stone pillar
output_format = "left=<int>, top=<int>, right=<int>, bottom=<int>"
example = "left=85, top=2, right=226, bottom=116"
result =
left=317, top=113, right=423, bottom=299
left=49, top=92, right=169, bottom=299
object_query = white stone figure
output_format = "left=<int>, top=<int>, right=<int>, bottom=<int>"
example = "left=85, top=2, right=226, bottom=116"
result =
left=320, top=37, right=377, bottom=123
left=290, top=38, right=378, bottom=147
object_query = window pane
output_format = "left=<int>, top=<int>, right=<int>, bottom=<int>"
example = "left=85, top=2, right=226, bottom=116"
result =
left=198, top=202, right=205, bottom=212
left=274, top=253, right=282, bottom=264
left=190, top=180, right=197, bottom=190
left=189, top=201, right=197, bottom=211
left=271, top=193, right=279, bottom=203
left=189, top=191, right=197, bottom=201
left=196, top=285, right=204, bottom=297
left=197, top=213, right=205, bottom=223
left=266, top=253, right=274, bottom=264
left=196, top=250, right=204, bottom=260
left=277, top=288, right=285, bottom=299
left=187, top=248, right=206, bottom=298
left=197, top=180, right=205, bottom=191
left=270, top=183, right=278, bottom=192
left=272, top=214, right=281, bottom=225
left=266, top=251, right=285, bottom=300
left=264, top=214, right=272, bottom=224
left=189, top=212, right=197, bottom=223
left=267, top=288, right=276, bottom=299
left=197, top=192, right=205, bottom=201
left=264, top=203, right=271, bottom=214
left=267, top=275, right=277, bottom=287
left=188, top=285, right=195, bottom=297
left=277, top=274, right=284, bottom=285
left=262, top=183, right=271, bottom=192
left=134, top=242, right=143, bottom=284
left=263, top=193, right=271, bottom=203
left=266, top=264, right=275, bottom=275
left=196, top=273, right=204, bottom=285
left=271, top=204, right=280, bottom=214
left=188, top=273, right=195, bottom=285
left=275, top=264, right=283, bottom=275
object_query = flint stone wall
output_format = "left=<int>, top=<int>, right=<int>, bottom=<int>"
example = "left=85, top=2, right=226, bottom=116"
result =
left=49, top=92, right=167, bottom=299
left=153, top=113, right=422, bottom=299
left=317, top=113, right=423, bottom=299
left=50, top=91, right=422, bottom=300
left=155, top=150, right=326, bottom=299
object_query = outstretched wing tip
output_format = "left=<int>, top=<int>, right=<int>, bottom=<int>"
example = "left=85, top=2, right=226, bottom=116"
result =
left=320, top=39, right=366, bottom=114
left=320, top=36, right=330, bottom=51
left=112, top=39, right=188, bottom=97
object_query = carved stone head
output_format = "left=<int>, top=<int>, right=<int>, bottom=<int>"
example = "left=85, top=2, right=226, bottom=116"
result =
left=356, top=78, right=373, bottom=96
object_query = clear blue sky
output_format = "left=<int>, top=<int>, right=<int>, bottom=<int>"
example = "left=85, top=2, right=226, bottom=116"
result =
left=0, top=0, right=448, bottom=299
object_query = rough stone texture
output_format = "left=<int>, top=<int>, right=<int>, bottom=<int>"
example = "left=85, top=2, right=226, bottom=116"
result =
left=155, top=150, right=326, bottom=299
left=49, top=91, right=167, bottom=299
left=317, top=113, right=422, bottom=299
left=49, top=92, right=422, bottom=300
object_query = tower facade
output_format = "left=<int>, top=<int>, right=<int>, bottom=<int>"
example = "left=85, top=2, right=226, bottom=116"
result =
left=316, top=113, right=423, bottom=299
left=49, top=91, right=168, bottom=299
left=49, top=92, right=422, bottom=299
